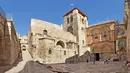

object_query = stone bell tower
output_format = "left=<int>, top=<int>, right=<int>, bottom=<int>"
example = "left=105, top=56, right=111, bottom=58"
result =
left=63, top=8, right=88, bottom=56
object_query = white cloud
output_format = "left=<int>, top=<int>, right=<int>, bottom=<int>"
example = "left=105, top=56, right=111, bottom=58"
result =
left=70, top=4, right=74, bottom=6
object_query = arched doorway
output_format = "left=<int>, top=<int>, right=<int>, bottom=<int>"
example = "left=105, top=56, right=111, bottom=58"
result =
left=101, top=45, right=111, bottom=60
left=92, top=46, right=101, bottom=61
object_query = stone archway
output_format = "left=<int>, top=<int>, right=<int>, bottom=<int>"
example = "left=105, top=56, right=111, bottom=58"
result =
left=22, top=45, right=26, bottom=51
left=56, top=41, right=65, bottom=48
left=100, top=45, right=111, bottom=60
left=92, top=45, right=101, bottom=53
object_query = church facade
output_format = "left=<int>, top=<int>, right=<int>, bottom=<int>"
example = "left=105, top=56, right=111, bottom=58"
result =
left=28, top=8, right=90, bottom=64
left=87, top=21, right=126, bottom=61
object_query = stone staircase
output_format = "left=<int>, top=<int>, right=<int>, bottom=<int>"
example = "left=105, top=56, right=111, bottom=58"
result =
left=5, top=50, right=32, bottom=73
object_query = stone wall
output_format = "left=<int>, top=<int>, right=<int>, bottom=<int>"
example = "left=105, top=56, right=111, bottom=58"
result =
left=5, top=20, right=21, bottom=65
left=28, top=19, right=78, bottom=64
left=124, top=0, right=130, bottom=61
left=0, top=12, right=20, bottom=65
left=37, top=38, right=77, bottom=64
left=0, top=13, right=6, bottom=65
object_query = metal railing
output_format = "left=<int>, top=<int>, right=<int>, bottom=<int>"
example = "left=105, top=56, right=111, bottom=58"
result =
left=0, top=7, right=6, bottom=18
left=6, top=13, right=13, bottom=20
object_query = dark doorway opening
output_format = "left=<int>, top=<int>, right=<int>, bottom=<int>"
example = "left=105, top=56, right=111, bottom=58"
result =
left=95, top=53, right=100, bottom=61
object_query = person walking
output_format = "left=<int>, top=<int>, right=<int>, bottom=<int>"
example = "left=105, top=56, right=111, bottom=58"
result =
left=86, top=59, right=88, bottom=63
left=93, top=57, right=96, bottom=64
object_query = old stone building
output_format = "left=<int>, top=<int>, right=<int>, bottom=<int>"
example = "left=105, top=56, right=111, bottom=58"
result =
left=0, top=7, right=21, bottom=65
left=28, top=8, right=90, bottom=64
left=86, top=21, right=117, bottom=61
left=86, top=19, right=127, bottom=61
left=28, top=7, right=127, bottom=64
left=86, top=20, right=126, bottom=61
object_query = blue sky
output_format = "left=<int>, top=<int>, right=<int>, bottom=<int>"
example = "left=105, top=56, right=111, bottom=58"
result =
left=0, top=0, right=124, bottom=35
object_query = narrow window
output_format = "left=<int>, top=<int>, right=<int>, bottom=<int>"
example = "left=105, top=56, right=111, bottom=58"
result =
left=67, top=17, right=69, bottom=24
left=70, top=16, right=73, bottom=22
left=43, top=30, right=47, bottom=35
left=81, top=27, right=84, bottom=30
left=74, top=51, right=76, bottom=54
left=48, top=49, right=52, bottom=54
left=31, top=33, right=33, bottom=36
left=64, top=51, right=66, bottom=55
left=82, top=18, right=84, bottom=24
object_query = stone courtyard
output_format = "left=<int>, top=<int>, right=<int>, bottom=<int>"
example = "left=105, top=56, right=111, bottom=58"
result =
left=1, top=43, right=129, bottom=73
left=0, top=0, right=130, bottom=73
left=10, top=60, right=130, bottom=73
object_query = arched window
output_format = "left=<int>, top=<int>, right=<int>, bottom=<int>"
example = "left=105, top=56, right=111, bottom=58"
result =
left=48, top=49, right=52, bottom=54
left=103, top=31, right=107, bottom=37
left=56, top=41, right=65, bottom=48
left=116, top=28, right=125, bottom=35
left=70, top=16, right=73, bottom=22
left=67, top=26, right=73, bottom=34
left=92, top=32, right=98, bottom=39
left=118, top=31, right=125, bottom=35
left=43, top=30, right=47, bottom=35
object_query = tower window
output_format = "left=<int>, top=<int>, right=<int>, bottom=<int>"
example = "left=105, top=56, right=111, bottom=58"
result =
left=64, top=51, right=66, bottom=55
left=67, top=26, right=73, bottom=34
left=70, top=16, right=73, bottom=22
left=43, top=30, right=47, bottom=35
left=81, top=27, right=84, bottom=30
left=48, top=49, right=52, bottom=54
left=67, top=17, right=69, bottom=23
left=82, top=18, right=84, bottom=24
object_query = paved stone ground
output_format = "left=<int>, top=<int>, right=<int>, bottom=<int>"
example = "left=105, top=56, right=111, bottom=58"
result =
left=2, top=49, right=130, bottom=73
left=70, top=62, right=126, bottom=73
left=46, top=61, right=129, bottom=73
